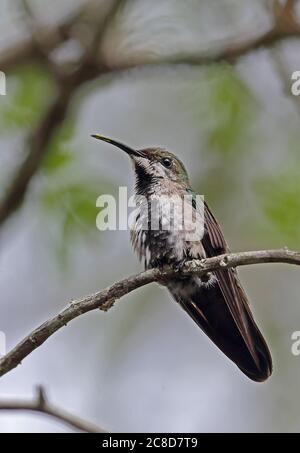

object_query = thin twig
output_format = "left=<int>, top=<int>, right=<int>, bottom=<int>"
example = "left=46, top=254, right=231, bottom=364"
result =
left=0, top=385, right=105, bottom=433
left=0, top=249, right=299, bottom=379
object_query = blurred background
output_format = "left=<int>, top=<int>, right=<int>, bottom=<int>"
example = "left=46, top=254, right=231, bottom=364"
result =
left=0, top=0, right=300, bottom=433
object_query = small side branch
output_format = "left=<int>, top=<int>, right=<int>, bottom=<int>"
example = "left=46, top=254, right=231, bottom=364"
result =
left=0, top=248, right=299, bottom=379
left=0, top=385, right=105, bottom=433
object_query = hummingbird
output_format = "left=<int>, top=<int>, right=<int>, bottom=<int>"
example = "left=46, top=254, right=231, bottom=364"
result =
left=92, top=134, right=272, bottom=382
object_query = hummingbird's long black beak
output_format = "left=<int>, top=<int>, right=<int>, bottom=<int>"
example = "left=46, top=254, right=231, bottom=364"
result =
left=91, top=134, right=144, bottom=157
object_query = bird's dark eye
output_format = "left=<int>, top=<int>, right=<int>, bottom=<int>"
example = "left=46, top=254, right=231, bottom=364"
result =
left=162, top=158, right=172, bottom=168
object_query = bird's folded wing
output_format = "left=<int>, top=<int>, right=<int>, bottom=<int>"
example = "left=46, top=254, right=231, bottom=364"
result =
left=203, top=202, right=260, bottom=367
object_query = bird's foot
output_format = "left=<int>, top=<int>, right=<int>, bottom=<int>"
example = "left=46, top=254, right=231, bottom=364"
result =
left=171, top=258, right=190, bottom=275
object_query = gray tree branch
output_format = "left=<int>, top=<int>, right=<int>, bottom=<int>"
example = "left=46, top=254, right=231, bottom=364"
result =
left=0, top=385, right=105, bottom=433
left=0, top=248, right=299, bottom=379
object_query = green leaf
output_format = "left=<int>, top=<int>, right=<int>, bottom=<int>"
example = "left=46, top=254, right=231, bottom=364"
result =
left=257, top=166, right=300, bottom=247
left=0, top=65, right=54, bottom=131
left=42, top=183, right=100, bottom=230
left=41, top=182, right=102, bottom=264
left=43, top=121, right=74, bottom=173
left=205, top=66, right=255, bottom=156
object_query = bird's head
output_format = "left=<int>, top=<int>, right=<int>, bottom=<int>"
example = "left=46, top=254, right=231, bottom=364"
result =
left=91, top=134, right=190, bottom=194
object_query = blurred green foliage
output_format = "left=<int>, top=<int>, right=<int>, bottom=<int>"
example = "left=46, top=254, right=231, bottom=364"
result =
left=192, top=65, right=257, bottom=206
left=41, top=181, right=104, bottom=265
left=43, top=121, right=74, bottom=174
left=204, top=65, right=256, bottom=156
left=257, top=165, right=300, bottom=247
left=0, top=65, right=54, bottom=131
left=42, top=183, right=99, bottom=231
left=40, top=116, right=112, bottom=265
left=39, top=114, right=114, bottom=266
